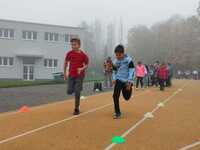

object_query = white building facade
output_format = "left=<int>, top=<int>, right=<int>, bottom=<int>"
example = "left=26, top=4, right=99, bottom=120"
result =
left=0, top=19, right=84, bottom=80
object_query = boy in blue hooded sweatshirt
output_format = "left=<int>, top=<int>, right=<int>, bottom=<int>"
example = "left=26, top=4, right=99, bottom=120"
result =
left=112, top=45, right=135, bottom=119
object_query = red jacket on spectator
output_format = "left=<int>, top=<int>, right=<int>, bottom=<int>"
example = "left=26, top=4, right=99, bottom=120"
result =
left=157, top=65, right=168, bottom=80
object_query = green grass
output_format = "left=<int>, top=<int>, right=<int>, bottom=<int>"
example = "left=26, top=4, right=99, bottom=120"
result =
left=0, top=78, right=104, bottom=88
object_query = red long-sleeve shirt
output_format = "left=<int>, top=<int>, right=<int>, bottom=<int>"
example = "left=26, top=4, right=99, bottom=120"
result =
left=157, top=66, right=168, bottom=80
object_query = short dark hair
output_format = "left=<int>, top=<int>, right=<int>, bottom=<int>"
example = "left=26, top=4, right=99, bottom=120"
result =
left=70, top=38, right=81, bottom=45
left=161, top=62, right=166, bottom=65
left=114, top=44, right=124, bottom=53
left=155, top=60, right=160, bottom=64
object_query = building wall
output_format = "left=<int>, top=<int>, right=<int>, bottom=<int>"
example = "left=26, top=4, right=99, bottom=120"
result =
left=0, top=19, right=84, bottom=80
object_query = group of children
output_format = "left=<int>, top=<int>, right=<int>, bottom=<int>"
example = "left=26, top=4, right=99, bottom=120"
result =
left=177, top=70, right=199, bottom=80
left=63, top=38, right=172, bottom=119
left=135, top=61, right=173, bottom=91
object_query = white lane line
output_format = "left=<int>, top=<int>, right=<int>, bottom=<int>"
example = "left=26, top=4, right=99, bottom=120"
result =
left=0, top=103, right=113, bottom=144
left=104, top=82, right=188, bottom=150
left=0, top=91, right=146, bottom=118
left=0, top=92, right=147, bottom=144
left=105, top=117, right=146, bottom=150
left=178, top=141, right=200, bottom=150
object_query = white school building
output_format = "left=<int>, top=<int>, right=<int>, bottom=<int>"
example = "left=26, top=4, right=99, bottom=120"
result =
left=0, top=19, right=84, bottom=80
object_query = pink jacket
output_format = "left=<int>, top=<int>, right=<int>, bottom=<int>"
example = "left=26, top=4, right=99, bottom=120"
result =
left=136, top=64, right=146, bottom=77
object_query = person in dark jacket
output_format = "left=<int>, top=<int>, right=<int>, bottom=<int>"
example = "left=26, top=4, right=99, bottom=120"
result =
left=157, top=62, right=168, bottom=91
left=166, top=63, right=173, bottom=87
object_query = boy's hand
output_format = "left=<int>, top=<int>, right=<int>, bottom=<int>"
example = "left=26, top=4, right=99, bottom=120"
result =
left=77, top=67, right=84, bottom=74
left=64, top=72, right=68, bottom=80
left=112, top=80, right=116, bottom=86
left=78, top=64, right=87, bottom=75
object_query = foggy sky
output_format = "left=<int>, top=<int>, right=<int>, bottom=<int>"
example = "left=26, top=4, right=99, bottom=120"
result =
left=0, top=0, right=198, bottom=29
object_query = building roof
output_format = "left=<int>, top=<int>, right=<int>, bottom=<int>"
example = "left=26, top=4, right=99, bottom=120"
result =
left=0, top=18, right=84, bottom=30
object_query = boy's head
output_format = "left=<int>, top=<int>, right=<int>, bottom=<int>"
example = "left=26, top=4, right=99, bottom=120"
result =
left=114, top=44, right=124, bottom=60
left=70, top=38, right=81, bottom=50
left=155, top=60, right=160, bottom=65
left=161, top=62, right=166, bottom=67
left=107, top=56, right=111, bottom=60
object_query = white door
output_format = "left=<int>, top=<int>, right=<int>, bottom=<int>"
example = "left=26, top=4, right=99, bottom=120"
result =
left=23, top=65, right=34, bottom=80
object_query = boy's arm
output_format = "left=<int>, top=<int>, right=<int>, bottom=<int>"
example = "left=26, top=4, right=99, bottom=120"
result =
left=78, top=53, right=89, bottom=74
left=112, top=67, right=117, bottom=80
left=64, top=62, right=69, bottom=80
left=128, top=61, right=135, bottom=83
left=83, top=53, right=89, bottom=69
left=112, top=65, right=117, bottom=85
left=64, top=53, right=70, bottom=80
left=112, top=60, right=117, bottom=85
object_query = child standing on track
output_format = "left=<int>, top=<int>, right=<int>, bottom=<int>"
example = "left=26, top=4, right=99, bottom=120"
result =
left=157, top=62, right=168, bottom=91
left=152, top=61, right=160, bottom=87
left=112, top=45, right=135, bottom=119
left=103, top=57, right=113, bottom=88
left=135, top=61, right=146, bottom=90
left=64, top=38, right=89, bottom=115
left=166, top=63, right=173, bottom=87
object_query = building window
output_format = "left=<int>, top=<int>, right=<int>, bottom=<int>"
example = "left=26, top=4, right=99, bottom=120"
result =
left=0, top=28, right=14, bottom=39
left=64, top=34, right=70, bottom=42
left=22, top=31, right=37, bottom=40
left=4, top=29, right=8, bottom=38
left=9, top=57, right=14, bottom=66
left=44, top=59, right=47, bottom=67
left=49, top=59, right=53, bottom=67
left=3, top=57, right=8, bottom=65
left=28, top=31, right=32, bottom=39
left=0, top=57, right=14, bottom=66
left=50, top=33, right=53, bottom=41
left=54, top=59, right=58, bottom=67
left=44, top=59, right=58, bottom=68
left=33, top=32, right=37, bottom=40
left=44, top=32, right=59, bottom=42
left=10, top=29, right=14, bottom=38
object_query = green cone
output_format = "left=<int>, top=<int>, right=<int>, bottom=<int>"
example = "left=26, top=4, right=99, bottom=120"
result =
left=112, top=136, right=125, bottom=144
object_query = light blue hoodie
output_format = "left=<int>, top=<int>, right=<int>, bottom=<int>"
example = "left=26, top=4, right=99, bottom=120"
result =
left=112, top=54, right=134, bottom=83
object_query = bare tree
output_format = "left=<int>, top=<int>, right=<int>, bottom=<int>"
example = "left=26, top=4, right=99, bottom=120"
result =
left=128, top=15, right=200, bottom=70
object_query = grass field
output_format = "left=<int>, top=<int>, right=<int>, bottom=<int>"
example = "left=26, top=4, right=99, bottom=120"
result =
left=0, top=78, right=104, bottom=88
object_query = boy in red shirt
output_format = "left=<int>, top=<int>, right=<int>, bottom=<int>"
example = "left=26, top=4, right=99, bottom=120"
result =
left=64, top=38, right=89, bottom=115
left=157, top=62, right=168, bottom=91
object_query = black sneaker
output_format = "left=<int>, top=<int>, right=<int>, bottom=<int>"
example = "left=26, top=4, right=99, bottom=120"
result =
left=113, top=113, right=121, bottom=119
left=73, top=109, right=80, bottom=115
